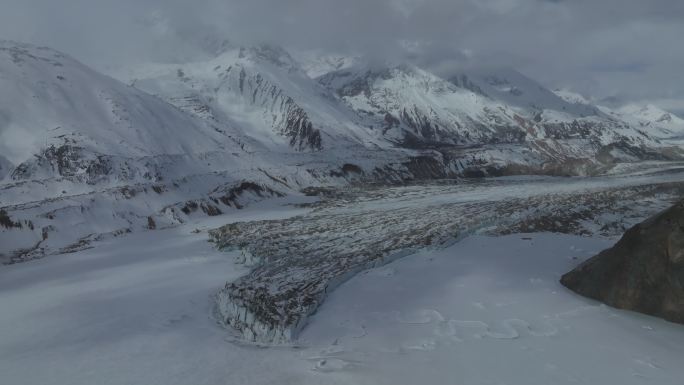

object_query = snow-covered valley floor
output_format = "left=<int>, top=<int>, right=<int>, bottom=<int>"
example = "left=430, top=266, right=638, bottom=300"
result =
left=0, top=200, right=323, bottom=385
left=2, top=178, right=684, bottom=384
left=302, top=234, right=684, bottom=385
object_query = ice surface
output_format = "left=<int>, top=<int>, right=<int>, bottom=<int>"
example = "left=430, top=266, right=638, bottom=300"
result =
left=300, top=234, right=684, bottom=385
left=211, top=168, right=684, bottom=343
left=3, top=216, right=684, bottom=384
left=0, top=201, right=324, bottom=385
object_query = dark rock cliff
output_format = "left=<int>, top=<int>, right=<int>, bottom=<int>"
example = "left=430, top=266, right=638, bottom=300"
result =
left=561, top=200, right=684, bottom=323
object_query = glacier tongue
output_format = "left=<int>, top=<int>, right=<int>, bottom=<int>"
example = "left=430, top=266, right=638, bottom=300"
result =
left=211, top=169, right=684, bottom=343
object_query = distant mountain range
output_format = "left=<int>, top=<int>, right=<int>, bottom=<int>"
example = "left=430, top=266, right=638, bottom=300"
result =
left=1, top=39, right=683, bottom=262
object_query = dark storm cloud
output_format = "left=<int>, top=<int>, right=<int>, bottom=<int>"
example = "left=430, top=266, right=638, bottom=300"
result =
left=1, top=0, right=683, bottom=109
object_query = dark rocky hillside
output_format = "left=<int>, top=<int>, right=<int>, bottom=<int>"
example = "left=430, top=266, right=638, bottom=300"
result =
left=561, top=199, right=684, bottom=323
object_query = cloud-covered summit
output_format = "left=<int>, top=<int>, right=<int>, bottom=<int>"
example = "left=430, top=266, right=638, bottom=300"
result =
left=1, top=0, right=682, bottom=112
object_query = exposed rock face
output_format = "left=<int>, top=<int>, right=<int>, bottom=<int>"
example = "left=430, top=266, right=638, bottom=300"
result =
left=230, top=68, right=323, bottom=151
left=10, top=145, right=113, bottom=184
left=316, top=64, right=656, bottom=154
left=130, top=52, right=325, bottom=152
left=561, top=200, right=684, bottom=323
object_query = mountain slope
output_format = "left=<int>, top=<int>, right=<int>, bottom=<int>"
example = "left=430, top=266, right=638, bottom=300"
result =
left=318, top=64, right=527, bottom=147
left=0, top=41, right=443, bottom=262
left=120, top=45, right=383, bottom=153
left=314, top=60, right=668, bottom=178
left=553, top=89, right=684, bottom=145
left=319, top=63, right=653, bottom=146
left=0, top=41, right=250, bottom=173
left=603, top=104, right=684, bottom=142
left=453, top=69, right=599, bottom=117
left=0, top=41, right=295, bottom=262
left=124, top=47, right=674, bottom=176
left=1, top=41, right=682, bottom=264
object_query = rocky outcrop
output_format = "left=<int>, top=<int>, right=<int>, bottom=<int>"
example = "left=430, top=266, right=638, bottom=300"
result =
left=10, top=145, right=113, bottom=184
left=561, top=200, right=684, bottom=323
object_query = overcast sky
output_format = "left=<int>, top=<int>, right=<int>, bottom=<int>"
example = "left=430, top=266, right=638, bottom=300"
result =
left=2, top=0, right=683, bottom=112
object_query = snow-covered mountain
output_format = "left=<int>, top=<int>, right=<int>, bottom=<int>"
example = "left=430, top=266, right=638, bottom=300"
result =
left=294, top=51, right=359, bottom=79
left=1, top=41, right=682, bottom=263
left=553, top=88, right=593, bottom=106
left=316, top=61, right=665, bottom=174
left=318, top=63, right=522, bottom=146
left=602, top=104, right=684, bottom=142
left=0, top=42, right=423, bottom=262
left=0, top=41, right=291, bottom=262
left=119, top=44, right=383, bottom=153
left=318, top=64, right=608, bottom=146
left=554, top=89, right=684, bottom=144
left=451, top=69, right=599, bottom=117
left=0, top=41, right=256, bottom=184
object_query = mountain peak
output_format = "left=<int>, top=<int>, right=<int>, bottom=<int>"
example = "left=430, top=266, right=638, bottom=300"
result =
left=238, top=44, right=301, bottom=73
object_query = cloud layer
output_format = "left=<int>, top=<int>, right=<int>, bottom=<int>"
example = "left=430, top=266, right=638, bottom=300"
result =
left=2, top=0, right=683, bottom=110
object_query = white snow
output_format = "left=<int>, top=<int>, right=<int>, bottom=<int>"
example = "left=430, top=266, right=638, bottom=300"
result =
left=293, top=50, right=359, bottom=79
left=462, top=68, right=598, bottom=117
left=3, top=206, right=684, bottom=385
left=300, top=234, right=684, bottom=385
left=594, top=102, right=684, bottom=145
left=0, top=200, right=323, bottom=385
left=0, top=41, right=243, bottom=165
left=119, top=46, right=383, bottom=152
left=553, top=88, right=593, bottom=105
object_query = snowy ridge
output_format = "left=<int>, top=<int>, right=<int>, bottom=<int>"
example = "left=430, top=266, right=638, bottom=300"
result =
left=455, top=69, right=599, bottom=117
left=318, top=64, right=523, bottom=146
left=1, top=41, right=682, bottom=274
left=0, top=41, right=294, bottom=260
left=122, top=45, right=383, bottom=153
left=126, top=51, right=323, bottom=151
left=295, top=51, right=359, bottom=79
left=0, top=41, right=245, bottom=168
left=601, top=104, right=684, bottom=142
left=553, top=88, right=684, bottom=144
left=317, top=61, right=656, bottom=156
left=553, top=88, right=593, bottom=105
